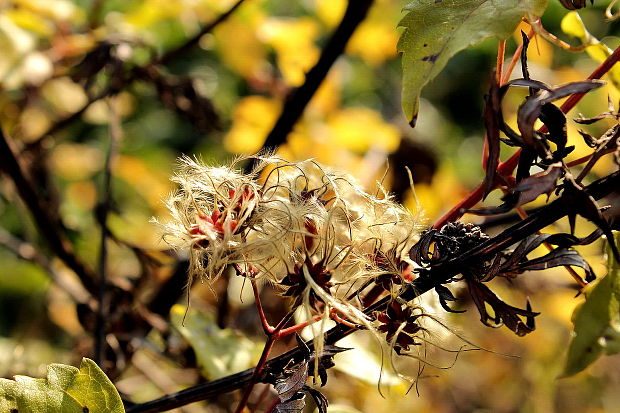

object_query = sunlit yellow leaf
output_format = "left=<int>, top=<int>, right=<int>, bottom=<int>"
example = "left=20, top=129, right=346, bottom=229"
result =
left=41, top=77, right=88, bottom=115
left=314, top=0, right=346, bottom=29
left=5, top=8, right=53, bottom=37
left=115, top=155, right=173, bottom=209
left=13, top=0, right=80, bottom=22
left=326, top=107, right=400, bottom=153
left=224, top=96, right=281, bottom=154
left=348, top=21, right=398, bottom=65
left=49, top=143, right=104, bottom=181
left=213, top=5, right=266, bottom=78
left=258, top=17, right=320, bottom=86
left=561, top=11, right=620, bottom=90
left=332, top=334, right=407, bottom=393
left=124, top=0, right=184, bottom=28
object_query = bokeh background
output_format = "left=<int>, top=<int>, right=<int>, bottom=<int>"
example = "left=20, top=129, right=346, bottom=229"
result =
left=0, top=0, right=619, bottom=412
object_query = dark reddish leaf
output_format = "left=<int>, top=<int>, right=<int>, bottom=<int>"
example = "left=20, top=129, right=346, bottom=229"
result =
left=482, top=74, right=502, bottom=199
left=558, top=0, right=590, bottom=10
left=562, top=180, right=620, bottom=261
left=577, top=129, right=598, bottom=147
left=517, top=80, right=604, bottom=148
left=434, top=284, right=465, bottom=313
left=303, top=387, right=328, bottom=413
left=274, top=360, right=308, bottom=402
left=510, top=163, right=563, bottom=207
left=469, top=163, right=562, bottom=215
left=466, top=281, right=539, bottom=336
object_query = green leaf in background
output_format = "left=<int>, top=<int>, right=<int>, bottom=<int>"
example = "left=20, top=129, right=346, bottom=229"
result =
left=0, top=357, right=124, bottom=413
left=398, top=0, right=547, bottom=126
left=561, top=11, right=620, bottom=90
left=562, top=233, right=620, bottom=377
left=170, top=304, right=262, bottom=380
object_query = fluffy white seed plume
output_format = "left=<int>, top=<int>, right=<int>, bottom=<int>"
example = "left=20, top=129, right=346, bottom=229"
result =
left=157, top=155, right=424, bottom=352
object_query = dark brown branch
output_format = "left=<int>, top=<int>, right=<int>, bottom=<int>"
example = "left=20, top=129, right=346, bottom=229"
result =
left=94, top=99, right=123, bottom=366
left=258, top=0, right=374, bottom=153
left=0, top=129, right=99, bottom=294
left=126, top=169, right=620, bottom=413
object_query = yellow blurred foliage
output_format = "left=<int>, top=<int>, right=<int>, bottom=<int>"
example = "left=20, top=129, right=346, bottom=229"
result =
left=314, top=0, right=346, bottom=29
left=12, top=0, right=80, bottom=22
left=514, top=21, right=554, bottom=69
left=18, top=105, right=52, bottom=142
left=307, top=68, right=342, bottom=118
left=224, top=95, right=281, bottom=154
left=83, top=93, right=136, bottom=125
left=5, top=8, right=54, bottom=37
left=326, top=107, right=400, bottom=153
left=65, top=181, right=98, bottom=211
left=123, top=0, right=184, bottom=29
left=406, top=165, right=467, bottom=222
left=41, top=77, right=88, bottom=115
left=115, top=155, right=173, bottom=211
left=49, top=143, right=104, bottom=181
left=213, top=4, right=266, bottom=78
left=258, top=17, right=320, bottom=86
left=348, top=21, right=398, bottom=65
left=561, top=11, right=620, bottom=91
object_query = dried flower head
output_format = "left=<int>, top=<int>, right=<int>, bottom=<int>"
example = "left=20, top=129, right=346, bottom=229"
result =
left=157, top=155, right=426, bottom=359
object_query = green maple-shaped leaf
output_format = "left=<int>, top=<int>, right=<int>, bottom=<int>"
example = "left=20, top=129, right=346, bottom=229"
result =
left=0, top=358, right=124, bottom=413
left=398, top=0, right=548, bottom=126
left=562, top=233, right=620, bottom=377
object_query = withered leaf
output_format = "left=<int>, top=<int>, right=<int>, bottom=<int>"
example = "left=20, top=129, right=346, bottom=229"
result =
left=434, top=284, right=465, bottom=313
left=275, top=393, right=306, bottom=413
left=274, top=360, right=309, bottom=402
left=562, top=180, right=620, bottom=261
left=517, top=80, right=604, bottom=148
left=483, top=74, right=502, bottom=199
left=466, top=280, right=539, bottom=336
left=495, top=231, right=600, bottom=283
left=510, top=163, right=563, bottom=207
left=469, top=163, right=562, bottom=215
left=304, top=386, right=328, bottom=413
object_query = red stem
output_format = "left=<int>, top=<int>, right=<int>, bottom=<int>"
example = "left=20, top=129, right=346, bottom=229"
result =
left=251, top=280, right=275, bottom=334
left=433, top=42, right=620, bottom=228
left=234, top=335, right=276, bottom=413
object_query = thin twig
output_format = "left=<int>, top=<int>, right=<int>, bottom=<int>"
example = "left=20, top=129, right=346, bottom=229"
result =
left=94, top=98, right=123, bottom=366
left=0, top=129, right=99, bottom=294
